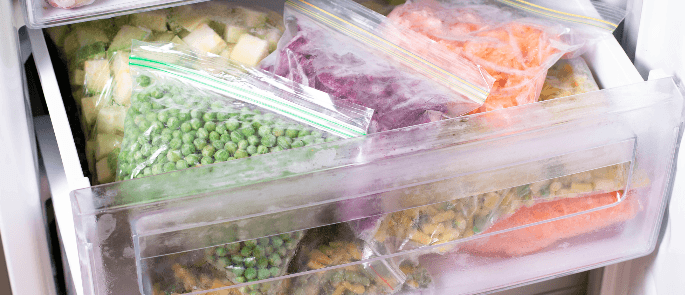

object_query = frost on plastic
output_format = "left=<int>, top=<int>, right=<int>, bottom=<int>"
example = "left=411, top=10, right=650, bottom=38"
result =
left=386, top=0, right=625, bottom=113
left=116, top=41, right=373, bottom=180
left=261, top=0, right=495, bottom=133
left=540, top=57, right=600, bottom=101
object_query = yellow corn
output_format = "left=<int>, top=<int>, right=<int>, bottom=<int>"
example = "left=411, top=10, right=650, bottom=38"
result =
left=409, top=229, right=433, bottom=245
left=570, top=182, right=594, bottom=194
left=432, top=210, right=456, bottom=223
left=310, top=249, right=333, bottom=265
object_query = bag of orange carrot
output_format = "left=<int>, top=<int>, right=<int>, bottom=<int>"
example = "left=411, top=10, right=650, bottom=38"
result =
left=387, top=0, right=626, bottom=113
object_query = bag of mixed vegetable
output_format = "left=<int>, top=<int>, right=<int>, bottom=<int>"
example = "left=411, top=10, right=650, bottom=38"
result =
left=539, top=57, right=600, bottom=101
left=386, top=0, right=626, bottom=114
left=260, top=0, right=495, bottom=134
left=44, top=1, right=286, bottom=184
left=116, top=41, right=373, bottom=180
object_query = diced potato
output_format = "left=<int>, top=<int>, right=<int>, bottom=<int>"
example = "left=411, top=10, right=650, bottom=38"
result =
left=131, top=10, right=168, bottom=32
left=85, top=139, right=96, bottom=175
left=169, top=6, right=210, bottom=32
left=109, top=25, right=151, bottom=53
left=96, top=157, right=115, bottom=184
left=70, top=69, right=85, bottom=86
left=171, top=35, right=187, bottom=46
left=84, top=59, right=111, bottom=94
left=152, top=31, right=175, bottom=43
left=75, top=27, right=109, bottom=47
left=240, top=7, right=268, bottom=28
left=113, top=72, right=132, bottom=106
left=111, top=52, right=130, bottom=75
left=96, top=106, right=126, bottom=134
left=224, top=24, right=247, bottom=43
left=95, top=134, right=123, bottom=161
left=182, top=23, right=228, bottom=54
left=264, top=28, right=282, bottom=52
left=229, top=34, right=269, bottom=66
left=63, top=32, right=79, bottom=56
left=80, top=96, right=100, bottom=126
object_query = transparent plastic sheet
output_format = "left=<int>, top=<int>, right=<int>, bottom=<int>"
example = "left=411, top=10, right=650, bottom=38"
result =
left=260, top=0, right=495, bottom=133
left=354, top=163, right=634, bottom=258
left=44, top=1, right=287, bottom=184
left=386, top=0, right=626, bottom=113
left=47, top=0, right=95, bottom=10
left=116, top=41, right=373, bottom=180
left=353, top=0, right=407, bottom=16
left=539, top=57, right=600, bottom=101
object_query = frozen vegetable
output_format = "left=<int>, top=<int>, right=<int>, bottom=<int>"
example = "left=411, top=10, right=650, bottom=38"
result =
left=44, top=1, right=286, bottom=184
left=354, top=0, right=406, bottom=16
left=366, top=163, right=631, bottom=255
left=261, top=0, right=495, bottom=133
left=386, top=0, right=625, bottom=113
left=205, top=232, right=304, bottom=289
left=151, top=263, right=239, bottom=295
left=47, top=0, right=94, bottom=10
left=540, top=57, right=600, bottom=101
left=117, top=42, right=372, bottom=180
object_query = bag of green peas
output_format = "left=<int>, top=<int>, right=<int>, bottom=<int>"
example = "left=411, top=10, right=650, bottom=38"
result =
left=117, top=41, right=374, bottom=180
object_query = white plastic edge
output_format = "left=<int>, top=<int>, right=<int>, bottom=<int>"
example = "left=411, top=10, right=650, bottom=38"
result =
left=27, top=28, right=90, bottom=295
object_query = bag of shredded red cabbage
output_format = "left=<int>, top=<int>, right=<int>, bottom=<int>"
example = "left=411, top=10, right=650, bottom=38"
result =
left=260, top=0, right=494, bottom=133
left=116, top=41, right=373, bottom=180
left=387, top=0, right=625, bottom=113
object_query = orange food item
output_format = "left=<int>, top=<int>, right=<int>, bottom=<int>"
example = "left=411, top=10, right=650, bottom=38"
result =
left=388, top=0, right=563, bottom=113
left=461, top=191, right=639, bottom=257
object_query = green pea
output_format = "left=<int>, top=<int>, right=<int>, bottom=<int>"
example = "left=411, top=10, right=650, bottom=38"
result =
left=285, top=129, right=299, bottom=138
left=241, top=126, right=256, bottom=137
left=257, top=268, right=270, bottom=280
left=279, top=233, right=291, bottom=241
left=291, top=140, right=305, bottom=148
left=151, top=136, right=163, bottom=147
left=133, top=150, right=144, bottom=162
left=238, top=140, right=249, bottom=150
left=234, top=150, right=249, bottom=159
left=220, top=133, right=231, bottom=142
left=232, top=267, right=245, bottom=277
left=141, top=143, right=153, bottom=157
left=216, top=124, right=227, bottom=134
left=138, top=102, right=152, bottom=113
left=178, top=111, right=191, bottom=121
left=157, top=111, right=169, bottom=123
left=163, top=162, right=176, bottom=172
left=247, top=135, right=260, bottom=146
left=181, top=143, right=195, bottom=156
left=208, top=131, right=221, bottom=142
left=253, top=246, right=265, bottom=257
left=201, top=156, right=214, bottom=165
left=194, top=138, right=207, bottom=150
left=145, top=112, right=158, bottom=122
left=311, top=131, right=323, bottom=138
left=257, top=257, right=269, bottom=269
left=277, top=247, right=287, bottom=258
left=136, top=75, right=151, bottom=87
left=190, top=109, right=204, bottom=119
left=269, top=253, right=282, bottom=266
left=217, top=112, right=230, bottom=121
left=269, top=267, right=280, bottom=277
left=284, top=241, right=296, bottom=251
left=182, top=133, right=195, bottom=144
left=260, top=135, right=276, bottom=147
left=185, top=154, right=199, bottom=165
left=216, top=247, right=227, bottom=257
left=264, top=246, right=274, bottom=255
left=302, top=135, right=315, bottom=145
left=241, top=247, right=252, bottom=257
left=227, top=157, right=236, bottom=161
left=212, top=140, right=225, bottom=151
left=251, top=121, right=263, bottom=130
left=244, top=268, right=257, bottom=280
left=176, top=160, right=189, bottom=170
left=271, top=237, right=283, bottom=248
left=231, top=255, right=244, bottom=264
left=246, top=145, right=258, bottom=155
left=151, top=90, right=163, bottom=99
left=204, top=121, right=216, bottom=132
left=258, top=126, right=271, bottom=137
left=214, top=150, right=229, bottom=162
left=257, top=145, right=269, bottom=154
left=180, top=122, right=192, bottom=133
left=298, top=130, right=311, bottom=137
left=142, top=167, right=152, bottom=176
left=231, top=131, right=245, bottom=143
left=277, top=136, right=292, bottom=149
left=166, top=150, right=182, bottom=162
left=203, top=112, right=217, bottom=122
left=169, top=138, right=182, bottom=149
left=224, top=142, right=238, bottom=155
left=226, top=120, right=240, bottom=131
left=271, top=128, right=284, bottom=137
left=190, top=118, right=202, bottom=130
left=202, top=145, right=216, bottom=158
left=172, top=130, right=182, bottom=139
left=151, top=163, right=164, bottom=175
left=196, top=128, right=209, bottom=139
left=270, top=146, right=283, bottom=153
left=258, top=238, right=270, bottom=245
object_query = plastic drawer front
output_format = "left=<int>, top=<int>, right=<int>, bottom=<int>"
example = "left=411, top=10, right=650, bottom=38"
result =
left=66, top=78, right=684, bottom=295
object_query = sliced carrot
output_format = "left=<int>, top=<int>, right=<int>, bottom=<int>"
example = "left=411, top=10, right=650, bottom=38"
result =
left=461, top=191, right=639, bottom=257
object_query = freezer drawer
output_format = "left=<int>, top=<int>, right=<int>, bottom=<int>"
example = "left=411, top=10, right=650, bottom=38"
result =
left=67, top=77, right=683, bottom=295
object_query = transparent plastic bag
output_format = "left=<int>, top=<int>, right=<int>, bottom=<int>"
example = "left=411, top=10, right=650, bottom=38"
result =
left=45, top=1, right=288, bottom=185
left=47, top=0, right=95, bottom=9
left=116, top=41, right=373, bottom=180
left=540, top=57, right=600, bottom=101
left=362, top=163, right=631, bottom=256
left=260, top=0, right=495, bottom=133
left=386, top=0, right=625, bottom=113
left=287, top=224, right=406, bottom=295
left=354, top=0, right=407, bottom=16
